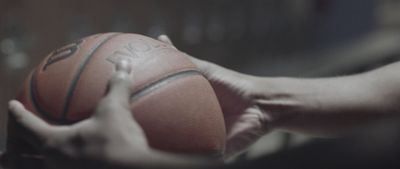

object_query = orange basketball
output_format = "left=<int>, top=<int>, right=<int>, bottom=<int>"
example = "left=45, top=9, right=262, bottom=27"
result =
left=7, top=33, right=226, bottom=165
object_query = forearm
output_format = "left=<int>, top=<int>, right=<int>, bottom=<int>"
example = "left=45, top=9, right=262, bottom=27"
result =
left=141, top=150, right=222, bottom=169
left=103, top=148, right=223, bottom=169
left=250, top=64, right=400, bottom=136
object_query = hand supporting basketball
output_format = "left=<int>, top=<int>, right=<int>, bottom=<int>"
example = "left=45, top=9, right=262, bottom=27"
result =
left=158, top=35, right=272, bottom=159
left=5, top=61, right=151, bottom=169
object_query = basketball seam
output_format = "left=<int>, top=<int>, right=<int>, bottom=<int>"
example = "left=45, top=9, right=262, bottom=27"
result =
left=130, top=70, right=202, bottom=102
left=30, top=33, right=204, bottom=124
left=29, top=34, right=120, bottom=124
left=60, top=70, right=203, bottom=124
left=30, top=69, right=63, bottom=123
left=61, top=33, right=122, bottom=121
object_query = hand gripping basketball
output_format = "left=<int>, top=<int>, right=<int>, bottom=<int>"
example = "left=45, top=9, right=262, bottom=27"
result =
left=10, top=33, right=225, bottom=158
left=157, top=35, right=271, bottom=159
left=5, top=61, right=150, bottom=169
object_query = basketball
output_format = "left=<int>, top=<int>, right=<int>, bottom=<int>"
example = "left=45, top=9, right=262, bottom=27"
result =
left=7, top=33, right=226, bottom=160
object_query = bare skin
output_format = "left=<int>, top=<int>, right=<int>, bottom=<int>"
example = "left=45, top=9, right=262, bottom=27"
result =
left=4, top=61, right=151, bottom=169
left=158, top=35, right=271, bottom=159
left=1, top=35, right=400, bottom=169
left=159, top=35, right=400, bottom=153
left=158, top=35, right=400, bottom=157
left=1, top=60, right=219, bottom=169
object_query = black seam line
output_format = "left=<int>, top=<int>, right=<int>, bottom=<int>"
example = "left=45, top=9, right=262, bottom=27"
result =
left=130, top=70, right=202, bottom=102
left=58, top=70, right=203, bottom=125
left=61, top=33, right=122, bottom=120
left=30, top=69, right=61, bottom=123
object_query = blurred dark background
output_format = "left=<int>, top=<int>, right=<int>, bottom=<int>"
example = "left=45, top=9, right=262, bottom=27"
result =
left=2, top=0, right=400, bottom=168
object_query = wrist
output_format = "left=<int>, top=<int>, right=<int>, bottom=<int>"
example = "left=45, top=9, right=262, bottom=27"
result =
left=248, top=77, right=317, bottom=131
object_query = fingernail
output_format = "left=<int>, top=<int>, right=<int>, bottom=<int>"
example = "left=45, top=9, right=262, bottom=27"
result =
left=116, top=59, right=132, bottom=74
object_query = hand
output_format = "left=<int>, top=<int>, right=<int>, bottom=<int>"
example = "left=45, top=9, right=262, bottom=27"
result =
left=158, top=35, right=272, bottom=159
left=3, top=61, right=151, bottom=169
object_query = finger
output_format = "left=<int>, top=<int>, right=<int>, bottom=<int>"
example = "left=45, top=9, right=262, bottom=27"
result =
left=155, top=34, right=225, bottom=80
left=97, top=60, right=133, bottom=118
left=225, top=125, right=262, bottom=159
left=157, top=34, right=176, bottom=49
left=8, top=100, right=54, bottom=146
left=115, top=58, right=132, bottom=74
left=108, top=59, right=132, bottom=103
left=156, top=34, right=211, bottom=72
left=156, top=34, right=211, bottom=69
left=157, top=34, right=173, bottom=45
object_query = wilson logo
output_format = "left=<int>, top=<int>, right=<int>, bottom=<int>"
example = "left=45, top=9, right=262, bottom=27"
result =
left=43, top=39, right=83, bottom=71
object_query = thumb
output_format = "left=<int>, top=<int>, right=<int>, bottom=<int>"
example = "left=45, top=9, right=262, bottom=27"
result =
left=95, top=60, right=133, bottom=119
left=156, top=34, right=229, bottom=82
left=107, top=59, right=132, bottom=106
left=8, top=100, right=56, bottom=148
left=156, top=34, right=215, bottom=75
